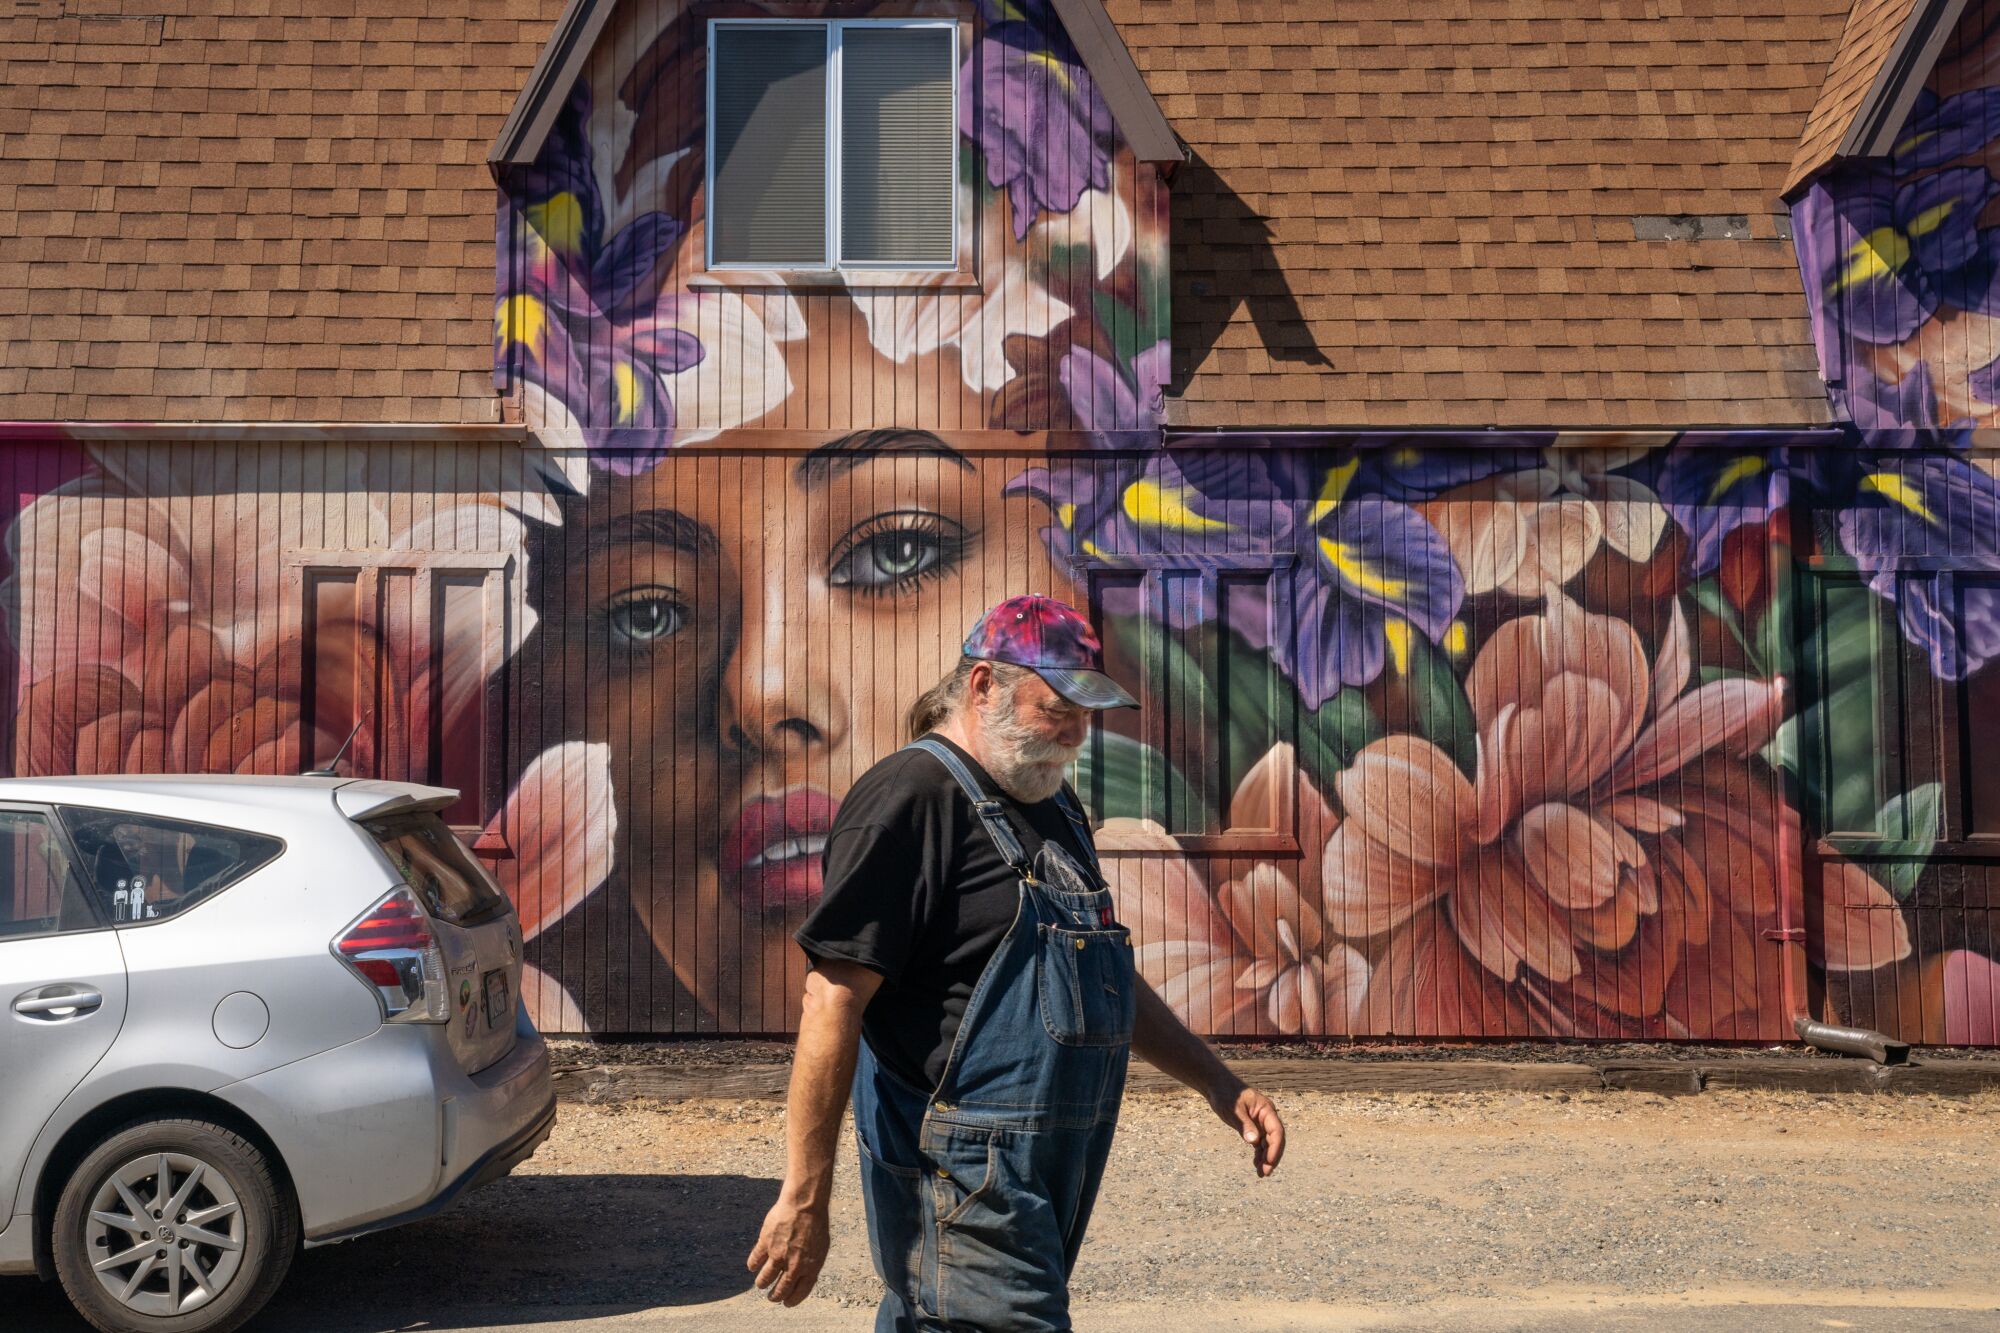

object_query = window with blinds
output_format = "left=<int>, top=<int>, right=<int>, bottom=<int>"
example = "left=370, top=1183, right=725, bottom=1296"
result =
left=707, top=20, right=958, bottom=271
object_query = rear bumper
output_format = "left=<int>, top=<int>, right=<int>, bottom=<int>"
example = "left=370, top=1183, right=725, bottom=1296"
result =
left=305, top=1091, right=555, bottom=1246
left=217, top=1009, right=554, bottom=1243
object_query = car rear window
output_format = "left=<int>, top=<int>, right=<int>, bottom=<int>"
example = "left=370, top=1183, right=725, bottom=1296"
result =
left=364, top=812, right=510, bottom=926
left=59, top=807, right=284, bottom=924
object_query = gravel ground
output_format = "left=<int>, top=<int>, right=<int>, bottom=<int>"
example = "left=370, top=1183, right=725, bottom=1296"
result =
left=545, top=1037, right=2000, bottom=1071
left=8, top=1087, right=1999, bottom=1331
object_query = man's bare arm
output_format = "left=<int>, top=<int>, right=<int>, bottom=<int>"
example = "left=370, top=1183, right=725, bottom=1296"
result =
left=747, top=959, right=883, bottom=1305
left=1132, top=976, right=1286, bottom=1177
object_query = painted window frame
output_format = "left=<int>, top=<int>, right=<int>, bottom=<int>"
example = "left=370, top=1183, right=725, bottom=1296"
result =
left=1070, top=555, right=1300, bottom=855
left=704, top=16, right=962, bottom=276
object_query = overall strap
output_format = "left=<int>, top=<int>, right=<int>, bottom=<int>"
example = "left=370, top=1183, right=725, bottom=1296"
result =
left=906, top=736, right=1032, bottom=875
left=1052, top=784, right=1103, bottom=881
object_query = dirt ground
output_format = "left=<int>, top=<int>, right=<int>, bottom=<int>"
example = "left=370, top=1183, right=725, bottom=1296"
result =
left=9, top=1087, right=2000, bottom=1331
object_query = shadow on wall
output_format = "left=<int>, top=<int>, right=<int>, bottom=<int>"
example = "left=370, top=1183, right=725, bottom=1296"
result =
left=0, top=1172, right=783, bottom=1331
left=1169, top=148, right=1333, bottom=394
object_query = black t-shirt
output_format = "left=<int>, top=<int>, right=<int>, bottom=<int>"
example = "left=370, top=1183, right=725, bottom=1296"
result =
left=795, top=736, right=1097, bottom=1092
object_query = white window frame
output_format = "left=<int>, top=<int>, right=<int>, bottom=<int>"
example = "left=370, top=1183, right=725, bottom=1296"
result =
left=705, top=17, right=960, bottom=274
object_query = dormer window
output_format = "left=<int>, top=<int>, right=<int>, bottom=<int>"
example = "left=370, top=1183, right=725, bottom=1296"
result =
left=706, top=19, right=958, bottom=273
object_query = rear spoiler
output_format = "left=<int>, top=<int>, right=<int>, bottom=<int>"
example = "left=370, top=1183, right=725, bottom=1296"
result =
left=333, top=780, right=461, bottom=822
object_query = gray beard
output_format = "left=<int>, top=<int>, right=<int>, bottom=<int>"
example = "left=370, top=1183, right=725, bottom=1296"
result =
left=981, top=693, right=1083, bottom=804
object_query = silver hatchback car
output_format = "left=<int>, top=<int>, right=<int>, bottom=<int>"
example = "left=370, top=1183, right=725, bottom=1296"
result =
left=0, top=775, right=554, bottom=1333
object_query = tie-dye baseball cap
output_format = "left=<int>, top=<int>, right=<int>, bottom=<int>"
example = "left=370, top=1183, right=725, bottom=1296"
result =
left=961, top=595, right=1139, bottom=710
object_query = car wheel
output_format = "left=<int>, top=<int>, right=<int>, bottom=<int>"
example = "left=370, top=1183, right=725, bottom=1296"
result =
left=52, top=1118, right=298, bottom=1333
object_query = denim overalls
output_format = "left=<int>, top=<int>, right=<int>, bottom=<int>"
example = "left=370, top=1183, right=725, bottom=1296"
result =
left=851, top=737, right=1136, bottom=1332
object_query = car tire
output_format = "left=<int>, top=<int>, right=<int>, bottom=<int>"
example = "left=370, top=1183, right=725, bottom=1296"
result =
left=51, top=1118, right=298, bottom=1333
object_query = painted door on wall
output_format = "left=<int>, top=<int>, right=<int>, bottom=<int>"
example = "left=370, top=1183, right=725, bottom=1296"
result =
left=3, top=433, right=1990, bottom=1043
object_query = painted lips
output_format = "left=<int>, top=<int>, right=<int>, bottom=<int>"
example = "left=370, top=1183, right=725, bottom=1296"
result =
left=722, top=788, right=837, bottom=909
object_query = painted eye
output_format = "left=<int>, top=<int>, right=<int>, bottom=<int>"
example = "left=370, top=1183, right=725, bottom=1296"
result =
left=607, top=590, right=687, bottom=644
left=857, top=531, right=937, bottom=582
left=828, top=514, right=967, bottom=591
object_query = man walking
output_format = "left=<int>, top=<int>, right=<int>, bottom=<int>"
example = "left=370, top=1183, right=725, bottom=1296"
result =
left=747, top=595, right=1285, bottom=1331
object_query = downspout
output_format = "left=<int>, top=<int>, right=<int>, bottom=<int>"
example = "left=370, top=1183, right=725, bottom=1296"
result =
left=1765, top=440, right=1909, bottom=1064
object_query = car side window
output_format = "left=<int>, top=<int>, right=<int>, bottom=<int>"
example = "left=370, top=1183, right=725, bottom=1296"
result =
left=58, top=808, right=283, bottom=926
left=0, top=808, right=97, bottom=938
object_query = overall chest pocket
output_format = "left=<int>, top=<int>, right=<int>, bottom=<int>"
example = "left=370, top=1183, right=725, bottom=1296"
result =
left=1038, top=924, right=1136, bottom=1046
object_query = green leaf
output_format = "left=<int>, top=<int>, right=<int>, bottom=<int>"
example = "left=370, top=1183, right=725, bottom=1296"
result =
left=1214, top=625, right=1294, bottom=806
left=1298, top=687, right=1380, bottom=798
left=1073, top=731, right=1200, bottom=830
left=1688, top=578, right=1756, bottom=668
left=1404, top=634, right=1478, bottom=778
left=1099, top=612, right=1218, bottom=830
left=1753, top=561, right=1794, bottom=680
left=1091, top=292, right=1145, bottom=371
left=1874, top=783, right=1943, bottom=901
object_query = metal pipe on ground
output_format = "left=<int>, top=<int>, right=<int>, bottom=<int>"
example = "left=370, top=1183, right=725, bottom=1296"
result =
left=1795, top=1016, right=1911, bottom=1065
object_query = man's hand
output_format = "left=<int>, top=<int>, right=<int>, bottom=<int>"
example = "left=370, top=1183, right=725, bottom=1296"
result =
left=747, top=1196, right=830, bottom=1306
left=1210, top=1082, right=1286, bottom=1178
left=1131, top=976, right=1287, bottom=1178
left=741, top=960, right=881, bottom=1307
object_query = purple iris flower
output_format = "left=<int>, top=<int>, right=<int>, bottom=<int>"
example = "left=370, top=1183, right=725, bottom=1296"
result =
left=1621, top=440, right=1798, bottom=575
left=1890, top=88, right=2000, bottom=172
left=1838, top=453, right=2000, bottom=678
left=1007, top=440, right=1465, bottom=708
left=1059, top=343, right=1169, bottom=432
left=1801, top=165, right=2000, bottom=346
left=963, top=22, right=1115, bottom=240
left=496, top=85, right=701, bottom=457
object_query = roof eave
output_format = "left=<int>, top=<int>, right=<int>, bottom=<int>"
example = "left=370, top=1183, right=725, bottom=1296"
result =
left=488, top=0, right=1183, bottom=171
left=489, top=0, right=618, bottom=170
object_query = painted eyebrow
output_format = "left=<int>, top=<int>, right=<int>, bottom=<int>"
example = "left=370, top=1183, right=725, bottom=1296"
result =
left=795, top=429, right=974, bottom=488
left=590, top=507, right=719, bottom=556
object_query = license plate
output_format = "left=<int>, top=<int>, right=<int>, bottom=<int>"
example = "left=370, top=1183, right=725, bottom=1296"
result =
left=482, top=969, right=510, bottom=1028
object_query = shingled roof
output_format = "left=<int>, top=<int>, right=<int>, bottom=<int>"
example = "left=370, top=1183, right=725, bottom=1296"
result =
left=1784, top=0, right=1966, bottom=195
left=0, top=0, right=1934, bottom=431
left=1122, top=0, right=1855, bottom=430
left=0, top=2, right=558, bottom=426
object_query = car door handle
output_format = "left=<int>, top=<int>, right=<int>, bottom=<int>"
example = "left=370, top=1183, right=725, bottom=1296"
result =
left=14, top=990, right=103, bottom=1016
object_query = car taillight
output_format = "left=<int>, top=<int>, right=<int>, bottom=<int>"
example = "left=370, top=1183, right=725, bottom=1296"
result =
left=331, top=887, right=449, bottom=1023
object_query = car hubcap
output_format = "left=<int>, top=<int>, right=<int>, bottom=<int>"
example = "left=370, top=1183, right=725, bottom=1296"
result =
left=85, top=1151, right=246, bottom=1316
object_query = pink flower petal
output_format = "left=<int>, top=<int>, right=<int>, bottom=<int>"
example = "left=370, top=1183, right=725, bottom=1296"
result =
left=1941, top=950, right=2000, bottom=1046
left=487, top=741, right=617, bottom=942
left=1808, top=859, right=1912, bottom=972
left=1446, top=848, right=1579, bottom=984
left=1321, top=824, right=1447, bottom=937
left=1514, top=802, right=1624, bottom=909
left=1220, top=862, right=1324, bottom=962
left=1650, top=599, right=1691, bottom=718
left=1602, top=794, right=1683, bottom=835
left=1336, top=734, right=1477, bottom=867
left=1505, top=671, right=1631, bottom=809
left=1607, top=676, right=1784, bottom=793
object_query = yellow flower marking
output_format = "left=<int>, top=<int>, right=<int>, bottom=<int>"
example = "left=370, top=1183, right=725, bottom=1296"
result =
left=612, top=361, right=641, bottom=425
left=1382, top=618, right=1413, bottom=676
left=525, top=192, right=587, bottom=259
left=1121, top=479, right=1230, bottom=533
left=1895, top=130, right=1936, bottom=158
left=1057, top=503, right=1077, bottom=529
left=1706, top=455, right=1765, bottom=503
left=1861, top=472, right=1938, bottom=525
left=1318, top=537, right=1407, bottom=599
left=497, top=294, right=548, bottom=355
left=1026, top=51, right=1076, bottom=95
left=1443, top=621, right=1469, bottom=658
left=1080, top=539, right=1107, bottom=559
left=1908, top=199, right=1958, bottom=238
left=1307, top=458, right=1361, bottom=526
left=1830, top=226, right=1911, bottom=294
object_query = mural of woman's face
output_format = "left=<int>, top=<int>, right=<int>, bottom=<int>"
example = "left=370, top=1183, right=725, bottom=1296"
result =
left=542, top=431, right=1072, bottom=1030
